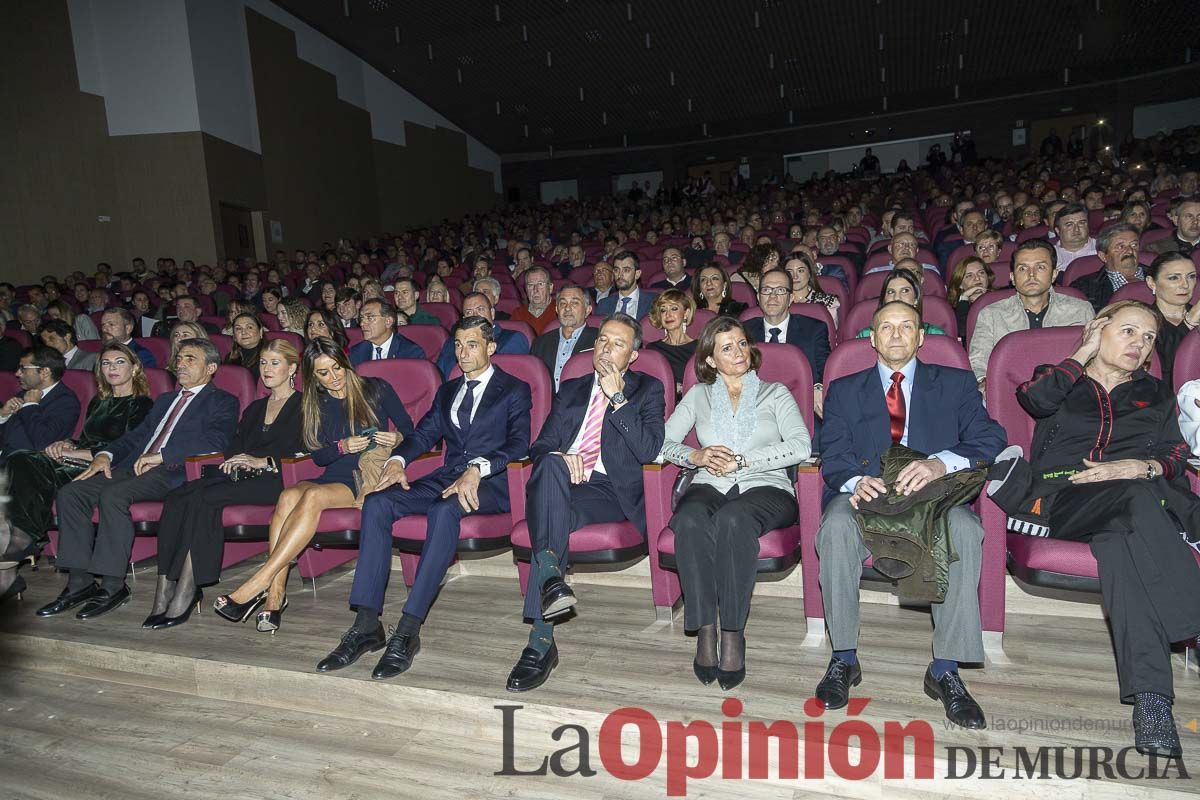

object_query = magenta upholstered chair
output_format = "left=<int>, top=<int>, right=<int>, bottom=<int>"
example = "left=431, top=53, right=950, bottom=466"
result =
left=134, top=337, right=171, bottom=370
left=418, top=302, right=460, bottom=330
left=396, top=324, right=448, bottom=361
left=508, top=348, right=681, bottom=619
left=59, top=369, right=97, bottom=438
left=213, top=365, right=256, bottom=413
left=143, top=368, right=176, bottom=398
left=1060, top=255, right=1104, bottom=288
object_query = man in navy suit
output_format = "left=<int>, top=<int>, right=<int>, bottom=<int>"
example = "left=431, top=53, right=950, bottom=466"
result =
left=742, top=269, right=831, bottom=415
left=318, top=316, right=532, bottom=679
left=506, top=313, right=666, bottom=692
left=434, top=292, right=528, bottom=378
left=100, top=308, right=157, bottom=369
left=593, top=250, right=658, bottom=320
left=40, top=338, right=237, bottom=620
left=348, top=299, right=424, bottom=366
left=0, top=346, right=80, bottom=467
left=813, top=301, right=1005, bottom=728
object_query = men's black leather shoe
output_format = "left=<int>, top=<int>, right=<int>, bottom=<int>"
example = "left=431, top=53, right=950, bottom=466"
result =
left=506, top=642, right=558, bottom=692
left=371, top=630, right=421, bottom=680
left=75, top=585, right=131, bottom=619
left=540, top=576, right=576, bottom=619
left=36, top=583, right=101, bottom=617
left=923, top=667, right=986, bottom=729
left=814, top=657, right=862, bottom=710
left=316, top=625, right=385, bottom=672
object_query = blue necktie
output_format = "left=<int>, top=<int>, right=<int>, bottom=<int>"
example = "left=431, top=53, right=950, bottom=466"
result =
left=620, top=296, right=631, bottom=315
left=768, top=327, right=782, bottom=343
left=457, top=380, right=479, bottom=431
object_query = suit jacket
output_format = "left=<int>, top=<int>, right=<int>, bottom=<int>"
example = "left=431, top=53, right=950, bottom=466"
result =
left=743, top=314, right=831, bottom=384
left=349, top=334, right=424, bottom=367
left=392, top=367, right=531, bottom=499
left=66, top=348, right=98, bottom=371
left=1147, top=235, right=1198, bottom=257
left=530, top=326, right=599, bottom=380
left=105, top=382, right=239, bottom=488
left=1070, top=270, right=1134, bottom=312
left=594, top=289, right=659, bottom=321
left=968, top=290, right=1094, bottom=379
left=0, top=382, right=81, bottom=466
left=820, top=361, right=1006, bottom=506
left=651, top=275, right=693, bottom=292
left=531, top=369, right=666, bottom=534
left=435, top=325, right=529, bottom=378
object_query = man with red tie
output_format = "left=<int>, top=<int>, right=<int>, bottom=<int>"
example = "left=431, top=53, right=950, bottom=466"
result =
left=505, top=313, right=665, bottom=692
left=38, top=339, right=238, bottom=620
left=813, top=301, right=1006, bottom=728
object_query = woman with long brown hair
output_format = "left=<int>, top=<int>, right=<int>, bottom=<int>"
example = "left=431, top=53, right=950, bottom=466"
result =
left=213, top=337, right=413, bottom=627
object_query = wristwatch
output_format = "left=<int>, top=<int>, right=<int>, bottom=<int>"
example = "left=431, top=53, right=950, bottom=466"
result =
left=1146, top=460, right=1157, bottom=480
left=610, top=391, right=626, bottom=406
left=735, top=454, right=747, bottom=470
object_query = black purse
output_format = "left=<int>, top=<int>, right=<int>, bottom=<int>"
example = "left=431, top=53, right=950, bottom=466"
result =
left=671, top=468, right=698, bottom=511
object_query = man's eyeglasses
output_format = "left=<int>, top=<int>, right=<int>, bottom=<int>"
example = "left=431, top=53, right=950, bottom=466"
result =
left=758, top=287, right=791, bottom=296
left=358, top=314, right=382, bottom=323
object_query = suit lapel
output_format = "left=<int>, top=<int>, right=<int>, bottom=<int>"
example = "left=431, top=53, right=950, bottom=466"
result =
left=863, top=369, right=892, bottom=456
left=908, top=361, right=939, bottom=452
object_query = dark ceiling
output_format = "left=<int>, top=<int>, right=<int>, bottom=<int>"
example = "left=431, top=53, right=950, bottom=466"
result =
left=271, top=0, right=1199, bottom=155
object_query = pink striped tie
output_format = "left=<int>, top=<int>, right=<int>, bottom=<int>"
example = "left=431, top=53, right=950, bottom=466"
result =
left=576, top=387, right=608, bottom=480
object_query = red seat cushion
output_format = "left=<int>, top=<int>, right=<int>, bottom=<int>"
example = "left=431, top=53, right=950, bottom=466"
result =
left=222, top=505, right=275, bottom=526
left=391, top=513, right=509, bottom=541
left=510, top=520, right=642, bottom=551
left=316, top=508, right=362, bottom=529
left=129, top=502, right=163, bottom=523
left=1006, top=534, right=1100, bottom=580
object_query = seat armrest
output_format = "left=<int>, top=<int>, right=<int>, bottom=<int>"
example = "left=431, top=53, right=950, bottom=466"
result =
left=185, top=452, right=224, bottom=481
left=641, top=462, right=680, bottom=542
left=506, top=457, right=533, bottom=524
left=281, top=454, right=322, bottom=485
left=405, top=448, right=445, bottom=480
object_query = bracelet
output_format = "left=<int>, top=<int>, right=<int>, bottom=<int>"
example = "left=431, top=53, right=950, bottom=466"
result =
left=336, top=439, right=345, bottom=455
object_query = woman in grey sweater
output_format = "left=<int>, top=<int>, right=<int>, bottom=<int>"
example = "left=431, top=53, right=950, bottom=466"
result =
left=660, top=317, right=811, bottom=690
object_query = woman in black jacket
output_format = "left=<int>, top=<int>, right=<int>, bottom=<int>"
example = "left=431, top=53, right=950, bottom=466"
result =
left=693, top=263, right=747, bottom=317
left=148, top=338, right=303, bottom=630
left=1008, top=300, right=1200, bottom=759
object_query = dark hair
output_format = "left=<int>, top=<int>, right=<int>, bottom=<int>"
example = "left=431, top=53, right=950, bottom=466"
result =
left=693, top=262, right=730, bottom=306
left=758, top=265, right=794, bottom=294
left=693, top=316, right=761, bottom=384
left=611, top=249, right=641, bottom=270
left=460, top=290, right=493, bottom=309
left=451, top=314, right=496, bottom=343
left=1054, top=202, right=1088, bottom=228
left=877, top=267, right=925, bottom=317
left=300, top=337, right=378, bottom=451
left=335, top=287, right=362, bottom=304
left=1013, top=237, right=1058, bottom=270
left=226, top=312, right=266, bottom=368
left=95, top=341, right=150, bottom=400
left=103, top=306, right=136, bottom=328
left=363, top=298, right=398, bottom=324
left=177, top=337, right=221, bottom=367
left=392, top=277, right=419, bottom=295
left=946, top=256, right=995, bottom=305
left=22, top=345, right=67, bottom=381
left=38, top=318, right=75, bottom=344
left=1146, top=250, right=1196, bottom=281
left=305, top=307, right=348, bottom=350
left=600, top=311, right=643, bottom=350
left=741, top=243, right=779, bottom=275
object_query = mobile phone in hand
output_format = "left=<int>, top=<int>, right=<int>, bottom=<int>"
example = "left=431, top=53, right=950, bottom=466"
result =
left=360, top=426, right=379, bottom=451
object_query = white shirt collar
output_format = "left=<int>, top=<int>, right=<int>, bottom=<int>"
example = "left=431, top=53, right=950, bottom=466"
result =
left=462, top=364, right=496, bottom=390
left=372, top=334, right=394, bottom=356
left=178, top=381, right=209, bottom=397
left=762, top=314, right=790, bottom=340
left=63, top=346, right=78, bottom=363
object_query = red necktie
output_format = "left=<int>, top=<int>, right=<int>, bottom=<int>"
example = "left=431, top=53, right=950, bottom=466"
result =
left=886, top=372, right=905, bottom=444
left=145, top=389, right=194, bottom=456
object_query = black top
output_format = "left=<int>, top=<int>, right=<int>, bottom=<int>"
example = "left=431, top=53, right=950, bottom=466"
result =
left=648, top=339, right=698, bottom=389
left=1018, top=357, right=1190, bottom=484
left=700, top=297, right=748, bottom=318
left=1155, top=313, right=1191, bottom=391
left=1024, top=306, right=1048, bottom=330
left=954, top=299, right=971, bottom=344
left=227, top=345, right=264, bottom=380
left=310, top=377, right=415, bottom=487
left=230, top=391, right=303, bottom=460
left=79, top=394, right=155, bottom=453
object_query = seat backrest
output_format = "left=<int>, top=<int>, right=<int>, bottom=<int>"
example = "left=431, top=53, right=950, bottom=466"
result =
left=397, top=325, right=448, bottom=361
left=420, top=302, right=460, bottom=330
left=921, top=296, right=958, bottom=340
left=1016, top=224, right=1050, bottom=243
left=134, top=337, right=171, bottom=369
left=208, top=333, right=233, bottom=361
left=448, top=354, right=553, bottom=440
left=1061, top=255, right=1104, bottom=287
left=501, top=320, right=537, bottom=348
left=729, top=281, right=757, bottom=307
left=360, top=358, right=441, bottom=423
left=738, top=303, right=838, bottom=347
left=213, top=364, right=256, bottom=413
left=59, top=369, right=97, bottom=438
left=1172, top=330, right=1200, bottom=393
left=0, top=372, right=19, bottom=402
left=560, top=348, right=677, bottom=417
left=824, top=336, right=970, bottom=389
left=853, top=269, right=946, bottom=305
left=815, top=276, right=848, bottom=311
left=143, top=367, right=176, bottom=398
left=264, top=331, right=305, bottom=354
left=680, top=342, right=815, bottom=434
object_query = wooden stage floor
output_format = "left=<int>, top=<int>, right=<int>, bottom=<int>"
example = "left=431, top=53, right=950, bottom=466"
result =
left=1, top=558, right=1198, bottom=799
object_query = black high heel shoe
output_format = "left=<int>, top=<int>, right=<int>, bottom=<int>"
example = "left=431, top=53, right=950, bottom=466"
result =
left=152, top=590, right=203, bottom=629
left=0, top=575, right=26, bottom=605
left=715, top=633, right=747, bottom=691
left=255, top=598, right=289, bottom=634
left=212, top=591, right=265, bottom=623
left=693, top=659, right=718, bottom=686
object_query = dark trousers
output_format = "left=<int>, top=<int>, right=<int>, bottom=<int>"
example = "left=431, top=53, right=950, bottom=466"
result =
left=156, top=473, right=285, bottom=585
left=522, top=456, right=629, bottom=621
left=54, top=466, right=177, bottom=579
left=348, top=469, right=507, bottom=620
left=1048, top=480, right=1200, bottom=702
left=669, top=483, right=797, bottom=631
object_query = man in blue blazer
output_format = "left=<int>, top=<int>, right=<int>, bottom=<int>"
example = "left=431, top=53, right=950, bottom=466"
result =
left=100, top=308, right=157, bottom=368
left=506, top=313, right=666, bottom=692
left=434, top=292, right=529, bottom=378
left=0, top=346, right=80, bottom=467
left=593, top=250, right=658, bottom=320
left=318, top=316, right=532, bottom=679
left=742, top=269, right=831, bottom=413
left=40, top=338, right=237, bottom=620
left=348, top=299, right=425, bottom=366
left=813, top=301, right=1005, bottom=728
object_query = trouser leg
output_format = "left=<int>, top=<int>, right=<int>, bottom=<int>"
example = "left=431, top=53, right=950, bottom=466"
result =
left=668, top=485, right=725, bottom=630
left=710, top=486, right=798, bottom=631
left=52, top=471, right=116, bottom=573
left=929, top=507, right=985, bottom=663
left=93, top=467, right=175, bottom=578
left=815, top=495, right=871, bottom=651
left=348, top=480, right=442, bottom=612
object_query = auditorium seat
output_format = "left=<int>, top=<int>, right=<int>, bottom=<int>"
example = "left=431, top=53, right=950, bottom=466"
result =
left=143, top=368, right=176, bottom=398
left=738, top=302, right=839, bottom=346
left=208, top=333, right=233, bottom=361
left=1172, top=329, right=1200, bottom=393
left=264, top=331, right=304, bottom=353
left=815, top=276, right=849, bottom=312
left=213, top=364, right=257, bottom=412
left=397, top=324, right=448, bottom=361
left=640, top=309, right=720, bottom=344
left=1060, top=255, right=1104, bottom=288
left=853, top=270, right=946, bottom=305
left=501, top=319, right=537, bottom=348
left=0, top=373, right=18, bottom=402
left=134, top=337, right=171, bottom=369
left=420, top=302, right=460, bottom=330
left=840, top=297, right=959, bottom=341
left=60, top=369, right=97, bottom=438
left=729, top=281, right=757, bottom=307
left=1016, top=224, right=1051, bottom=243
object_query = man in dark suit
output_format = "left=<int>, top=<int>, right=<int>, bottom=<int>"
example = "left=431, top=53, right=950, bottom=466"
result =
left=435, top=292, right=529, bottom=378
left=594, top=250, right=658, bottom=320
left=651, top=247, right=692, bottom=292
left=99, top=308, right=157, bottom=369
left=38, top=338, right=238, bottom=620
left=742, top=269, right=831, bottom=414
left=530, top=285, right=598, bottom=391
left=506, top=314, right=666, bottom=692
left=814, top=301, right=1006, bottom=728
left=1069, top=223, right=1143, bottom=312
left=38, top=319, right=97, bottom=371
left=150, top=296, right=220, bottom=337
left=348, top=299, right=424, bottom=366
left=0, top=346, right=80, bottom=467
left=317, top=316, right=532, bottom=679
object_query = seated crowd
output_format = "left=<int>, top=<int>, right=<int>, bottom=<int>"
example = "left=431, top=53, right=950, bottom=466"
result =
left=2, top=128, right=1200, bottom=761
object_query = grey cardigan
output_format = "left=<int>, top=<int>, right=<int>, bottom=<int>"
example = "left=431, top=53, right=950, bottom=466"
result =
left=660, top=379, right=812, bottom=495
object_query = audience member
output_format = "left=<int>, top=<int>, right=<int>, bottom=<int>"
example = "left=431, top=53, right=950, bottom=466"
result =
left=434, top=292, right=528, bottom=378
left=348, top=299, right=424, bottom=366
left=1070, top=223, right=1143, bottom=311
left=646, top=289, right=697, bottom=398
left=530, top=285, right=597, bottom=391
left=38, top=319, right=97, bottom=371
left=0, top=346, right=81, bottom=468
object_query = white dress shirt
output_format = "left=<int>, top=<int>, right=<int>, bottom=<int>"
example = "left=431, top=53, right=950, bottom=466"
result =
left=614, top=287, right=642, bottom=319
left=98, top=381, right=208, bottom=461
left=565, top=377, right=609, bottom=476
left=391, top=365, right=496, bottom=475
left=762, top=315, right=790, bottom=343
left=371, top=334, right=394, bottom=360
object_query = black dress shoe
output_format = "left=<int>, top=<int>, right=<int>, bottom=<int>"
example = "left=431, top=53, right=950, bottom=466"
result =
left=693, top=659, right=718, bottom=686
left=815, top=657, right=862, bottom=710
left=506, top=642, right=558, bottom=692
left=316, top=625, right=386, bottom=673
left=371, top=629, right=421, bottom=680
left=1133, top=692, right=1182, bottom=759
left=36, top=583, right=101, bottom=617
left=76, top=585, right=131, bottom=619
left=151, top=590, right=203, bottom=630
left=923, top=667, right=986, bottom=729
left=0, top=575, right=27, bottom=605
left=540, top=576, right=576, bottom=620
left=142, top=613, right=168, bottom=628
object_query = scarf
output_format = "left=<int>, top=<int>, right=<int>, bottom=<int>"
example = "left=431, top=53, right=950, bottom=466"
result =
left=708, top=371, right=760, bottom=451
